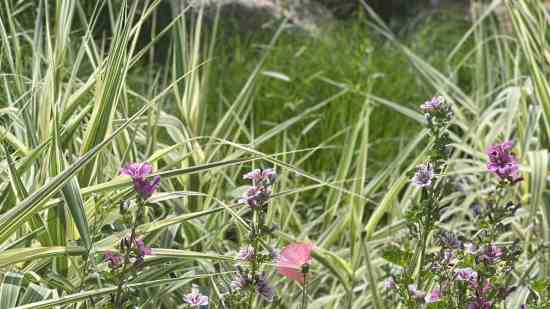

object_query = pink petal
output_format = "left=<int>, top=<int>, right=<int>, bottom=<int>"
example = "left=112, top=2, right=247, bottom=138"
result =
left=277, top=266, right=307, bottom=284
left=279, top=242, right=313, bottom=266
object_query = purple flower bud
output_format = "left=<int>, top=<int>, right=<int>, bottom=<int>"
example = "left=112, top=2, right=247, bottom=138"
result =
left=184, top=290, right=209, bottom=307
left=412, top=163, right=434, bottom=187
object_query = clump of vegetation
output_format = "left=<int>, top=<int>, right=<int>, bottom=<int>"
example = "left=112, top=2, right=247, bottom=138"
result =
left=0, top=0, right=549, bottom=308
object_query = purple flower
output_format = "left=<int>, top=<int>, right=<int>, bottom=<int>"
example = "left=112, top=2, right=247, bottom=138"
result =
left=121, top=162, right=161, bottom=199
left=412, top=163, right=434, bottom=187
left=469, top=279, right=493, bottom=308
left=255, top=274, right=275, bottom=302
left=486, top=141, right=522, bottom=183
left=384, top=277, right=397, bottom=290
left=104, top=250, right=122, bottom=268
left=455, top=268, right=478, bottom=284
left=184, top=290, right=209, bottom=307
left=464, top=243, right=478, bottom=255
left=438, top=231, right=461, bottom=249
left=121, top=163, right=153, bottom=178
left=425, top=287, right=443, bottom=304
left=480, top=244, right=504, bottom=263
left=134, top=238, right=152, bottom=258
left=239, top=186, right=263, bottom=208
left=421, top=96, right=445, bottom=113
left=237, top=245, right=255, bottom=262
left=230, top=274, right=250, bottom=291
left=408, top=284, right=427, bottom=300
left=243, top=168, right=277, bottom=184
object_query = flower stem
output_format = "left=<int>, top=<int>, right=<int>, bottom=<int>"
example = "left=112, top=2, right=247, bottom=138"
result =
left=114, top=199, right=143, bottom=308
left=302, top=273, right=308, bottom=309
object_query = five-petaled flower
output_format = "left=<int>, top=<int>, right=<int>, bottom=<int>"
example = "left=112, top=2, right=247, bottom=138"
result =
left=277, top=241, right=314, bottom=285
left=486, top=141, right=522, bottom=184
left=121, top=162, right=161, bottom=200
left=184, top=290, right=209, bottom=307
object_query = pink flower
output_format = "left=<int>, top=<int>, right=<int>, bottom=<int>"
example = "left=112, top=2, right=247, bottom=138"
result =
left=121, top=163, right=152, bottom=178
left=277, top=242, right=314, bottom=285
left=104, top=250, right=122, bottom=268
left=425, top=287, right=443, bottom=303
left=486, top=141, right=522, bottom=183
left=134, top=238, right=152, bottom=257
left=121, top=162, right=161, bottom=199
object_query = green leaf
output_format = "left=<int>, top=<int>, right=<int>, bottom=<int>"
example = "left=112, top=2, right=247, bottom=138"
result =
left=0, top=272, right=24, bottom=309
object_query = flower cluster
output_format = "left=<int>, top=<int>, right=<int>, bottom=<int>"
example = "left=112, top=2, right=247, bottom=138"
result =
left=239, top=168, right=276, bottom=209
left=421, top=96, right=453, bottom=123
left=121, top=162, right=161, bottom=200
left=103, top=237, right=152, bottom=270
left=486, top=141, right=522, bottom=184
left=385, top=97, right=528, bottom=308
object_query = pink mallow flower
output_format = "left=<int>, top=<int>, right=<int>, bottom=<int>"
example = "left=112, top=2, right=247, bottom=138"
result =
left=104, top=250, right=122, bottom=268
left=184, top=290, right=209, bottom=307
left=277, top=241, right=314, bottom=285
left=486, top=141, right=522, bottom=183
left=121, top=162, right=161, bottom=199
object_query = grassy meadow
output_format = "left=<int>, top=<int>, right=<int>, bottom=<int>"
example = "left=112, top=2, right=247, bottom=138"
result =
left=0, top=0, right=549, bottom=308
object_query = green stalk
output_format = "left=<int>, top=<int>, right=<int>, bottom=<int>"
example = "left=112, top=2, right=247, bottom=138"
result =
left=301, top=273, right=308, bottom=309
left=114, top=197, right=143, bottom=307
